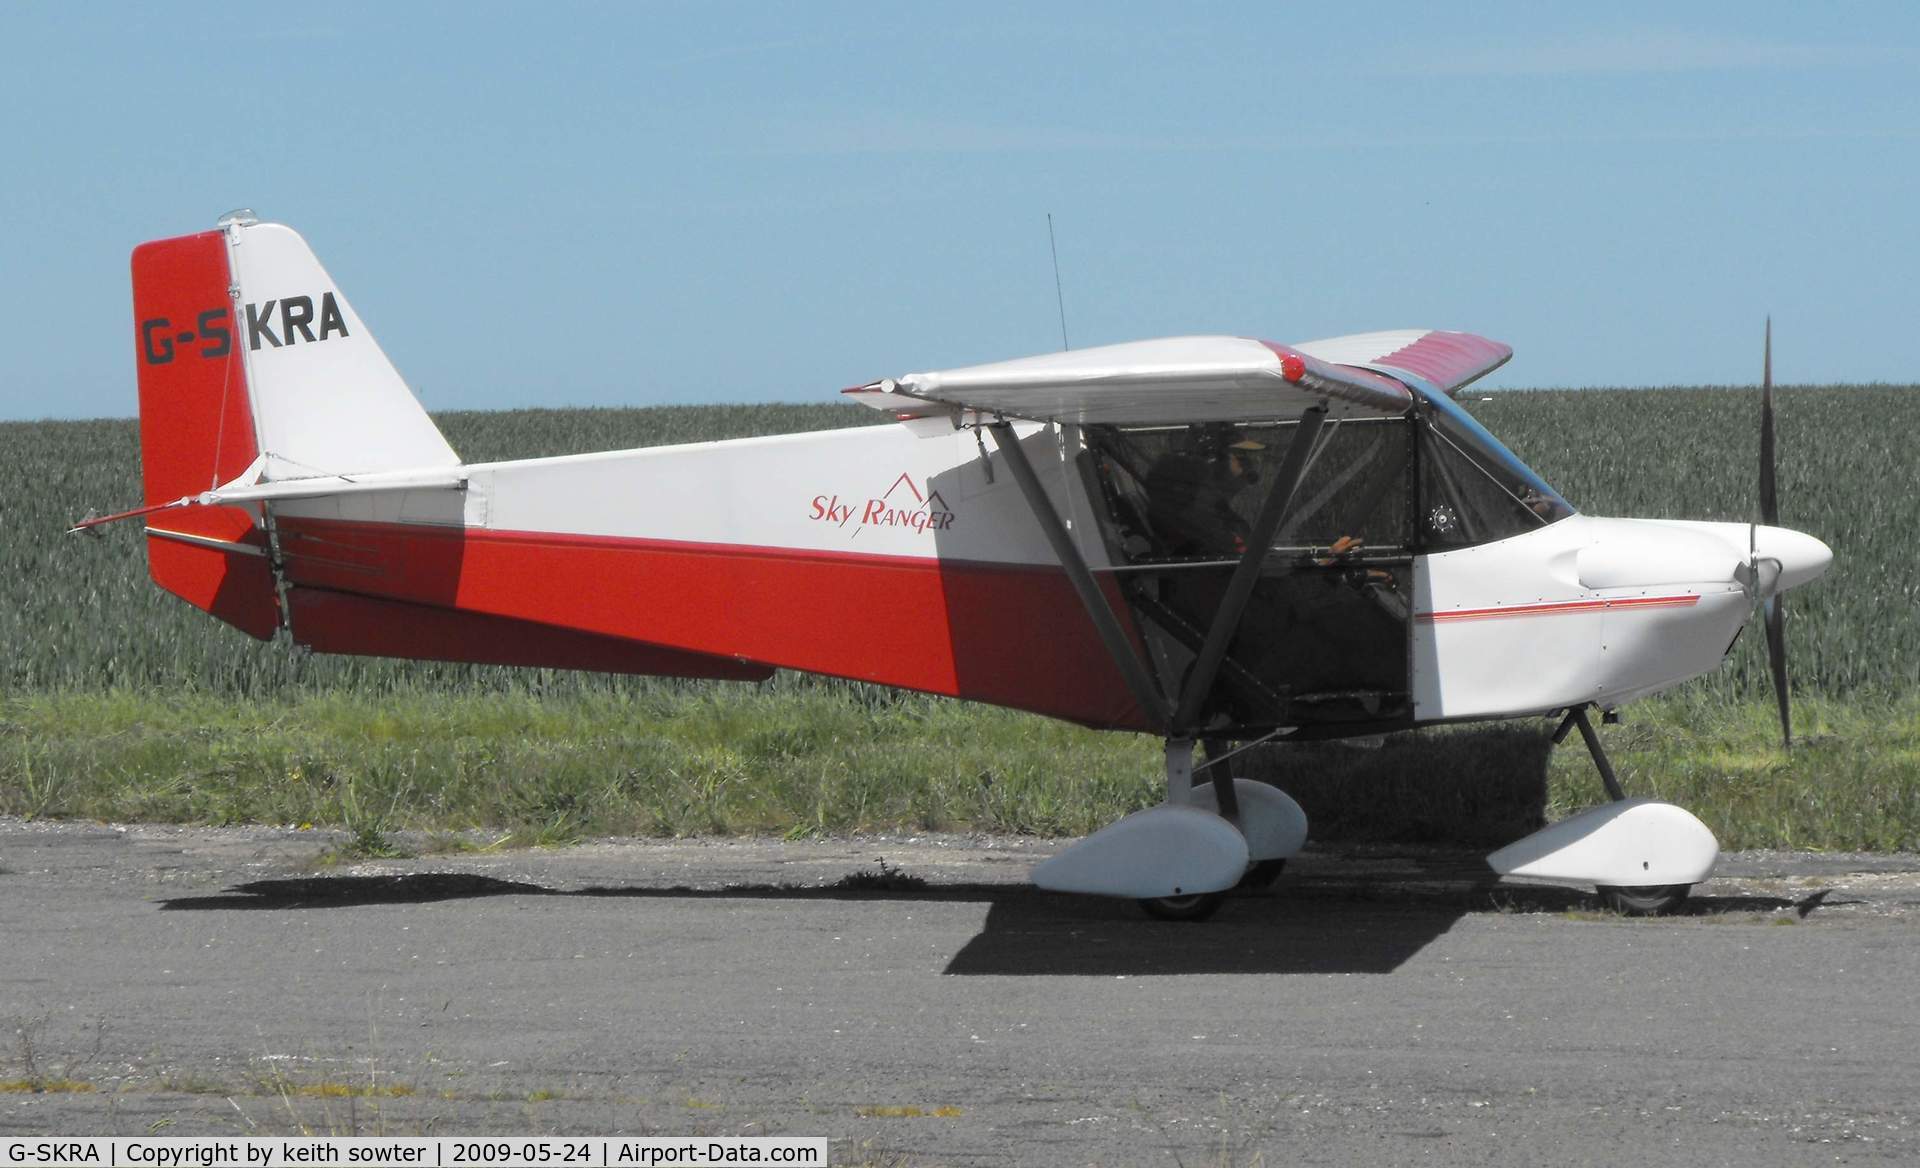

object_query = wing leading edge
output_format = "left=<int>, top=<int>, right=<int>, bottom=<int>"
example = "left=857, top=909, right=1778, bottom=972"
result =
left=848, top=331, right=1510, bottom=427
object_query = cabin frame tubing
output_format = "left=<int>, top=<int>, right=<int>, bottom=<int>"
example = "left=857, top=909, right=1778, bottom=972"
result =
left=988, top=406, right=1330, bottom=815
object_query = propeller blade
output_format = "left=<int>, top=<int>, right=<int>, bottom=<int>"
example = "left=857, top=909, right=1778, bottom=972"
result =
left=1760, top=317, right=1778, bottom=527
left=1757, top=319, right=1790, bottom=748
left=1764, top=595, right=1792, bottom=748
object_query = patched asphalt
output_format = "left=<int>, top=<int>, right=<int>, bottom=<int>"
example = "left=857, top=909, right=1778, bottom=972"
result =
left=4, top=818, right=1919, bottom=1165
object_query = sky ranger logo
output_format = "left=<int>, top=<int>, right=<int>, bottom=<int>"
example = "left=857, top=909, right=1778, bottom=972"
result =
left=810, top=473, right=956, bottom=538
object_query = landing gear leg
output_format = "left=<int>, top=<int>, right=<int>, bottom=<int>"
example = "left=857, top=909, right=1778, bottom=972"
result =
left=1138, top=739, right=1231, bottom=922
left=1559, top=706, right=1692, bottom=916
left=1557, top=705, right=1627, bottom=803
left=1200, top=737, right=1285, bottom=892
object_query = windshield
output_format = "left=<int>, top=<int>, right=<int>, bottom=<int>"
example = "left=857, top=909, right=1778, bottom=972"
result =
left=1417, top=388, right=1574, bottom=548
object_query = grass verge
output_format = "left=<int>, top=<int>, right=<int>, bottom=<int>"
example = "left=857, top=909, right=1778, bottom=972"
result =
left=2, top=685, right=1915, bottom=851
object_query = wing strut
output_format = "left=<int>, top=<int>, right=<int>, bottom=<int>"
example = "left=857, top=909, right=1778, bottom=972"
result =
left=1171, top=405, right=1329, bottom=733
left=987, top=422, right=1172, bottom=732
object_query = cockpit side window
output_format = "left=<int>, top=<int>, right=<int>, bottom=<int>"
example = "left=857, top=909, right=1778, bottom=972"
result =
left=1085, top=418, right=1411, bottom=560
left=1273, top=417, right=1410, bottom=549
left=1417, top=391, right=1574, bottom=549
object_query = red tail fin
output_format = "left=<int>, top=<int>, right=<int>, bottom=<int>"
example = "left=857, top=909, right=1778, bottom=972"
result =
left=131, top=229, right=280, bottom=639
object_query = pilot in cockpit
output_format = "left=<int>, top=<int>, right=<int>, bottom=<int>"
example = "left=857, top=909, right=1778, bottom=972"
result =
left=1144, top=423, right=1265, bottom=558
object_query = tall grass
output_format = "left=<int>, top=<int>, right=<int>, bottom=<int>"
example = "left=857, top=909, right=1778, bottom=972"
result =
left=0, top=686, right=1163, bottom=840
left=4, top=687, right=1914, bottom=851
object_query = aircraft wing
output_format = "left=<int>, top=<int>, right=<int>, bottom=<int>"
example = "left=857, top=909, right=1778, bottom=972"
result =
left=848, top=336, right=1418, bottom=426
left=1291, top=329, right=1511, bottom=397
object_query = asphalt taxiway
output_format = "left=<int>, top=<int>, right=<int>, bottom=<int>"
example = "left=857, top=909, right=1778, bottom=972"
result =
left=4, top=818, right=1918, bottom=1165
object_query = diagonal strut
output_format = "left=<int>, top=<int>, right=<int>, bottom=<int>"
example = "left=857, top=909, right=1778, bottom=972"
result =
left=1170, top=405, right=1329, bottom=734
left=988, top=422, right=1171, bottom=732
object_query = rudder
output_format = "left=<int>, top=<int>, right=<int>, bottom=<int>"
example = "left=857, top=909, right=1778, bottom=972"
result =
left=131, top=227, right=280, bottom=638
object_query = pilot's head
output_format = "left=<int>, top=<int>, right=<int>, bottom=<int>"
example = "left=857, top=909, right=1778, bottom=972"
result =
left=1194, top=424, right=1265, bottom=485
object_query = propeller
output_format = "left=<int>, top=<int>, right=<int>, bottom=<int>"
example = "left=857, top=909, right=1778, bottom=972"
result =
left=1749, top=318, right=1793, bottom=748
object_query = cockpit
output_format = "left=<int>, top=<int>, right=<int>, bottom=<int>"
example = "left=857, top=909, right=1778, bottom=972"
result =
left=1085, top=387, right=1572, bottom=564
left=1079, top=388, right=1573, bottom=734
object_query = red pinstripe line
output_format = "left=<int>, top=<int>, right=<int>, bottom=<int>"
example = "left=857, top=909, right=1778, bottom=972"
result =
left=1415, top=595, right=1701, bottom=624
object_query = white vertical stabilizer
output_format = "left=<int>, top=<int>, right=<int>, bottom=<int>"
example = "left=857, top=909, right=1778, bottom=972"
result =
left=226, top=221, right=459, bottom=479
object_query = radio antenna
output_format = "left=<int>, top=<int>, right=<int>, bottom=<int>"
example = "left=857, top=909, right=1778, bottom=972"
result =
left=1047, top=213, right=1070, bottom=351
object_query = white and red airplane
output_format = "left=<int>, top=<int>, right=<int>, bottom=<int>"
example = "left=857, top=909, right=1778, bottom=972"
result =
left=85, top=213, right=1831, bottom=920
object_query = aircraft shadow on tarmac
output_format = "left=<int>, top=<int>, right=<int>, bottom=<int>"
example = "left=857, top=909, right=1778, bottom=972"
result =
left=155, top=871, right=1816, bottom=977
left=940, top=883, right=1818, bottom=975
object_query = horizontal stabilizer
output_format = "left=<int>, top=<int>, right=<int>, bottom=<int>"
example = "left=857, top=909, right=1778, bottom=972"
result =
left=72, top=461, right=466, bottom=534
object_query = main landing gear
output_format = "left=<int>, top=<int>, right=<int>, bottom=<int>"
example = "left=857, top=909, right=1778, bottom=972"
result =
left=1033, top=737, right=1309, bottom=921
left=990, top=413, right=1324, bottom=922
left=1487, top=706, right=1719, bottom=916
left=1140, top=738, right=1297, bottom=919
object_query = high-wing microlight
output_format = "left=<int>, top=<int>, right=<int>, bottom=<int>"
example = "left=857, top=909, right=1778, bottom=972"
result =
left=81, top=215, right=1830, bottom=919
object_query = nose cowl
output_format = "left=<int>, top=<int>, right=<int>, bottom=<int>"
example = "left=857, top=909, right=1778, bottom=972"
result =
left=1746, top=524, right=1833, bottom=596
left=1575, top=521, right=1745, bottom=590
left=1573, top=518, right=1832, bottom=596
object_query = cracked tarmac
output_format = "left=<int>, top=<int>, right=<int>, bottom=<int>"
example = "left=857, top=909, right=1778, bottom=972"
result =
left=4, top=817, right=1918, bottom=1165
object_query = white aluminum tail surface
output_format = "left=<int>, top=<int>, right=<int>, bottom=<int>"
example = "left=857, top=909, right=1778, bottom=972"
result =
left=1488, top=798, right=1719, bottom=886
left=226, top=221, right=459, bottom=480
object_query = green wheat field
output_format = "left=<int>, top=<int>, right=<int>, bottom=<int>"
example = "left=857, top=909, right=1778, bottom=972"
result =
left=2, top=388, right=1916, bottom=852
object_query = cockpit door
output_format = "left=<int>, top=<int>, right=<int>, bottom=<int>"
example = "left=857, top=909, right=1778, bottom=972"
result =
left=1082, top=416, right=1417, bottom=733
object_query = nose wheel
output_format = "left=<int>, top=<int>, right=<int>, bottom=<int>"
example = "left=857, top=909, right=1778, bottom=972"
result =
left=1138, top=890, right=1228, bottom=921
left=1487, top=707, right=1719, bottom=915
left=1597, top=883, right=1691, bottom=916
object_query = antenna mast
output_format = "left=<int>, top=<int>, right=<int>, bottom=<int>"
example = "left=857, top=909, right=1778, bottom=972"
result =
left=1047, top=213, right=1070, bottom=351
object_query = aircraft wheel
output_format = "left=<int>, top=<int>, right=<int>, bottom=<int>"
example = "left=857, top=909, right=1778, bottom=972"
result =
left=1596, top=883, right=1691, bottom=916
left=1236, top=858, right=1287, bottom=891
left=1138, top=891, right=1227, bottom=922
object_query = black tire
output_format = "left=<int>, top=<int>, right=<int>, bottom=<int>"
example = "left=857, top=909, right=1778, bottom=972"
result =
left=1596, top=883, right=1691, bottom=916
left=1138, top=891, right=1227, bottom=922
left=1236, top=858, right=1287, bottom=891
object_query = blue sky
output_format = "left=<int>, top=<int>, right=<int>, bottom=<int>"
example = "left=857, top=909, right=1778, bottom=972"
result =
left=2, top=2, right=1915, bottom=420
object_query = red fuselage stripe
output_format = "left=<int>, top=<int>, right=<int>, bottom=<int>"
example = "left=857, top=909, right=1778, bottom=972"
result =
left=1415, top=595, right=1701, bottom=623
left=272, top=516, right=1154, bottom=731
